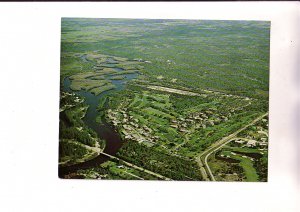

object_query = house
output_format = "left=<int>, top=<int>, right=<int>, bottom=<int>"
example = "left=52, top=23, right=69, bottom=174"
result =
left=171, top=119, right=178, bottom=123
left=246, top=139, right=257, bottom=147
left=179, top=128, right=188, bottom=133
left=235, top=139, right=244, bottom=144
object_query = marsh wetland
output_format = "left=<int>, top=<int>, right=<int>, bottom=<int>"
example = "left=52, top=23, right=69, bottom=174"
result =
left=59, top=19, right=270, bottom=181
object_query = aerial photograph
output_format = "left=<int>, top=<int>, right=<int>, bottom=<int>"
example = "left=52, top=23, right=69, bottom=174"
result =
left=58, top=18, right=270, bottom=181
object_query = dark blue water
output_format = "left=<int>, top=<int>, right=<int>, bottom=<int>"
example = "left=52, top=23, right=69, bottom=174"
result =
left=59, top=70, right=138, bottom=177
left=63, top=70, right=138, bottom=133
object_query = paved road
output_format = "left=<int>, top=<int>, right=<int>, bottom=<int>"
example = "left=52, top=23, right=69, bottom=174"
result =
left=124, top=171, right=145, bottom=180
left=196, top=112, right=268, bottom=181
left=100, top=152, right=172, bottom=181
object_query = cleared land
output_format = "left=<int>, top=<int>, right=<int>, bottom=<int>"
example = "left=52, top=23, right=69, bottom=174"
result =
left=147, top=85, right=202, bottom=96
left=59, top=19, right=270, bottom=181
left=206, top=115, right=269, bottom=181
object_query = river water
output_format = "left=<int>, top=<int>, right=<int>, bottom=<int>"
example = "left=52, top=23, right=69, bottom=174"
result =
left=58, top=68, right=138, bottom=177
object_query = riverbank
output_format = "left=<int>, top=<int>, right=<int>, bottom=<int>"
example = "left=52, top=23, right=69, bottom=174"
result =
left=59, top=54, right=144, bottom=178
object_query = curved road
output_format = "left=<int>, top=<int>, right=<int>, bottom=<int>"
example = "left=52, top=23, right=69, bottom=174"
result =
left=197, top=112, right=268, bottom=181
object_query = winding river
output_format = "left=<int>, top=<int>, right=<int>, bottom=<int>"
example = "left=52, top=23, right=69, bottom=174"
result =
left=58, top=68, right=138, bottom=177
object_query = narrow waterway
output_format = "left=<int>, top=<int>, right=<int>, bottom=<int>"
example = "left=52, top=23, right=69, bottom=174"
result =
left=59, top=69, right=138, bottom=177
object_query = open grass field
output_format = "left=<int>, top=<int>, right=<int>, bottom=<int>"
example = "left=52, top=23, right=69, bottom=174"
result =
left=207, top=117, right=268, bottom=181
left=59, top=18, right=270, bottom=181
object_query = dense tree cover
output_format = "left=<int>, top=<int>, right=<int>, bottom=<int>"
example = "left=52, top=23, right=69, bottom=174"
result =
left=59, top=94, right=77, bottom=106
left=254, top=153, right=268, bottom=182
left=59, top=141, right=89, bottom=160
left=87, top=161, right=161, bottom=180
left=117, top=141, right=202, bottom=180
left=59, top=125, right=95, bottom=146
left=59, top=91, right=99, bottom=158
left=237, top=115, right=268, bottom=138
left=61, top=19, right=270, bottom=99
left=170, top=94, right=210, bottom=111
left=59, top=19, right=270, bottom=181
left=64, top=109, right=82, bottom=126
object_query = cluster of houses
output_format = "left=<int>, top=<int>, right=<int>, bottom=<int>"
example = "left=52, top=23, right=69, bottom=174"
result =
left=218, top=122, right=268, bottom=164
left=106, top=108, right=157, bottom=146
left=169, top=109, right=231, bottom=134
left=106, top=102, right=234, bottom=148
left=234, top=138, right=268, bottom=148
left=105, top=94, right=265, bottom=154
left=233, top=120, right=269, bottom=149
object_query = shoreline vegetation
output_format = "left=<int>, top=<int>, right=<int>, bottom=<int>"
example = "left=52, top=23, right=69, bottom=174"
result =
left=59, top=18, right=269, bottom=181
left=59, top=92, right=105, bottom=167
